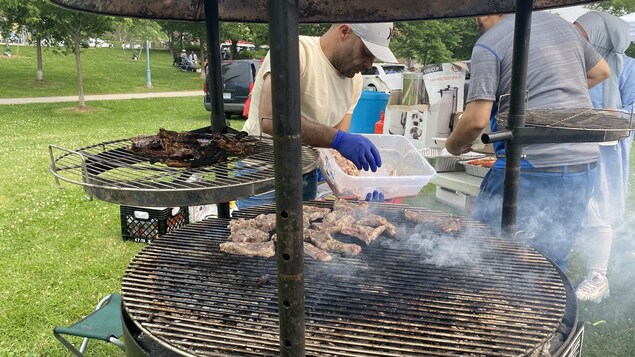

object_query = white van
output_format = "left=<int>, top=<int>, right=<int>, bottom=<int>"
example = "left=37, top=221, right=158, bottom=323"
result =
left=361, top=63, right=408, bottom=92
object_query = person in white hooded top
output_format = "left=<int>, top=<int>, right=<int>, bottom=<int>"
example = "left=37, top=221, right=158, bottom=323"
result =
left=574, top=11, right=635, bottom=303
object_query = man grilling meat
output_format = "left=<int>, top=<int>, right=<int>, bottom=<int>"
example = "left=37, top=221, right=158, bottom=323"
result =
left=445, top=12, right=610, bottom=271
left=238, top=23, right=398, bottom=208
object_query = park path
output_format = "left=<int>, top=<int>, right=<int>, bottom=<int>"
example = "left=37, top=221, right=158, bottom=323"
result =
left=0, top=90, right=202, bottom=105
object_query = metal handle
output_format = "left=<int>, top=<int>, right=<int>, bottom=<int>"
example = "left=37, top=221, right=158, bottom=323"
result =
left=48, top=144, right=94, bottom=201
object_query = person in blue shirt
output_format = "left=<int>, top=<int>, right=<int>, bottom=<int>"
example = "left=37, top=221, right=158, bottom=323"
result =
left=573, top=11, right=635, bottom=303
left=446, top=12, right=610, bottom=272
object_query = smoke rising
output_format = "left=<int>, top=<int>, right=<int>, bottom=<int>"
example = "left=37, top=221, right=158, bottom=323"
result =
left=380, top=223, right=483, bottom=267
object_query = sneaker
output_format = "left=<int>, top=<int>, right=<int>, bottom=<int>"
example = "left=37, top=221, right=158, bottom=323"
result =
left=575, top=271, right=610, bottom=303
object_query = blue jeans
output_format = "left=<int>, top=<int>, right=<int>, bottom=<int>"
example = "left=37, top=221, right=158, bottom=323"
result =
left=473, top=165, right=597, bottom=271
left=237, top=169, right=318, bottom=210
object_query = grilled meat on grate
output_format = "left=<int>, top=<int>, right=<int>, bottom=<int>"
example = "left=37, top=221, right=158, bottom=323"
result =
left=306, top=229, right=362, bottom=256
left=229, top=227, right=270, bottom=243
left=404, top=209, right=462, bottom=233
left=303, top=205, right=332, bottom=221
left=312, top=213, right=355, bottom=234
left=123, top=201, right=571, bottom=357
left=228, top=214, right=277, bottom=233
left=129, top=128, right=257, bottom=168
left=304, top=242, right=333, bottom=262
left=219, top=241, right=275, bottom=257
left=333, top=198, right=369, bottom=218
left=221, top=201, right=380, bottom=261
left=340, top=225, right=386, bottom=245
left=356, top=214, right=396, bottom=237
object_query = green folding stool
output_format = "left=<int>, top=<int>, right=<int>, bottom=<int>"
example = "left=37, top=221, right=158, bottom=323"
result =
left=53, top=293, right=126, bottom=356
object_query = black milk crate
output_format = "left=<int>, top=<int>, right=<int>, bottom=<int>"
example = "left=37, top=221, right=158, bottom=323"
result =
left=120, top=206, right=189, bottom=243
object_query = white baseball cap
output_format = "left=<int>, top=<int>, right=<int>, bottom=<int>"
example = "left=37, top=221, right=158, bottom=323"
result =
left=350, top=22, right=398, bottom=63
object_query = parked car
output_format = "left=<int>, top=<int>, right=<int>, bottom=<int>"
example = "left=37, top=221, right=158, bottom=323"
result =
left=361, top=63, right=408, bottom=92
left=204, top=59, right=261, bottom=118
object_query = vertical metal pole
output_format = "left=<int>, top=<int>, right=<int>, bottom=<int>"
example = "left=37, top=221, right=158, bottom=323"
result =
left=502, top=0, right=533, bottom=237
left=204, top=0, right=226, bottom=134
left=145, top=31, right=152, bottom=88
left=204, top=0, right=230, bottom=218
left=269, top=0, right=305, bottom=355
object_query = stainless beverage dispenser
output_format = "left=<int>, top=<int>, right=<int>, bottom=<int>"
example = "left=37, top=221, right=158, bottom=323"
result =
left=436, top=85, right=458, bottom=137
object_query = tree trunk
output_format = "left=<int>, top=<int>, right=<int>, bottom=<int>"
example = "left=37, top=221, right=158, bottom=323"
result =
left=199, top=38, right=205, bottom=79
left=73, top=32, right=85, bottom=108
left=36, top=36, right=43, bottom=81
left=231, top=40, right=238, bottom=60
left=119, top=27, right=126, bottom=53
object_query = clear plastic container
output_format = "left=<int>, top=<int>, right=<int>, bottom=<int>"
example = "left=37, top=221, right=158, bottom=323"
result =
left=318, top=134, right=437, bottom=200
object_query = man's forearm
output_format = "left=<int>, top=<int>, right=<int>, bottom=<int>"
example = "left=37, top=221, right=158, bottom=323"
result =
left=445, top=100, right=493, bottom=155
left=261, top=116, right=339, bottom=148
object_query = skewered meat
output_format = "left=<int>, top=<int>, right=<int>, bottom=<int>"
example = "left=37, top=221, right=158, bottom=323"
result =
left=404, top=209, right=462, bottom=233
left=340, top=225, right=386, bottom=245
left=229, top=227, right=270, bottom=243
left=219, top=241, right=275, bottom=257
left=356, top=214, right=396, bottom=237
left=330, top=149, right=360, bottom=176
left=307, top=229, right=362, bottom=256
left=304, top=242, right=333, bottom=262
left=129, top=128, right=257, bottom=168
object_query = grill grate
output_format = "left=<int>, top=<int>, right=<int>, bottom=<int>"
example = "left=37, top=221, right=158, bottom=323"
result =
left=497, top=108, right=635, bottom=131
left=122, top=202, right=568, bottom=356
left=49, top=136, right=319, bottom=206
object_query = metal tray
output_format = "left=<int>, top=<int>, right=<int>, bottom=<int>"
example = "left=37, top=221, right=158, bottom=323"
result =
left=420, top=148, right=485, bottom=172
left=459, top=158, right=495, bottom=178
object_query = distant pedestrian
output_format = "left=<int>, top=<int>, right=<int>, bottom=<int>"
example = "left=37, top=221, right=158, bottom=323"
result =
left=189, top=52, right=198, bottom=65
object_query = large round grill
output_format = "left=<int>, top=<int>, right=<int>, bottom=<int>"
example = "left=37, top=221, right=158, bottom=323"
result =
left=122, top=203, right=569, bottom=356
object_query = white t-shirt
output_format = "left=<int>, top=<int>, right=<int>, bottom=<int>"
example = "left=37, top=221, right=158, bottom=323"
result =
left=243, top=36, right=363, bottom=136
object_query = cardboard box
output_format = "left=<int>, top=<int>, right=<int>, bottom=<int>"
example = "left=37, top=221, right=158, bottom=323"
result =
left=421, top=63, right=467, bottom=144
left=383, top=104, right=437, bottom=149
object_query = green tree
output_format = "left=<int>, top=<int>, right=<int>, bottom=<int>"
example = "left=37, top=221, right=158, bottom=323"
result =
left=299, top=24, right=329, bottom=37
left=220, top=22, right=254, bottom=59
left=587, top=1, right=635, bottom=60
left=0, top=0, right=23, bottom=55
left=590, top=0, right=635, bottom=15
left=392, top=19, right=478, bottom=66
left=45, top=6, right=116, bottom=108
left=160, top=21, right=206, bottom=78
left=1, top=0, right=67, bottom=81
left=114, top=18, right=165, bottom=57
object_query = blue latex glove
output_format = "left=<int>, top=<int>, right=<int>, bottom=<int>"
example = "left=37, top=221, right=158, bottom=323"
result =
left=331, top=130, right=382, bottom=172
left=365, top=190, right=385, bottom=202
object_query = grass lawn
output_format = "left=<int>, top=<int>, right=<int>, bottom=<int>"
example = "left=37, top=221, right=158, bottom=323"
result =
left=0, top=45, right=204, bottom=98
left=0, top=98, right=245, bottom=355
